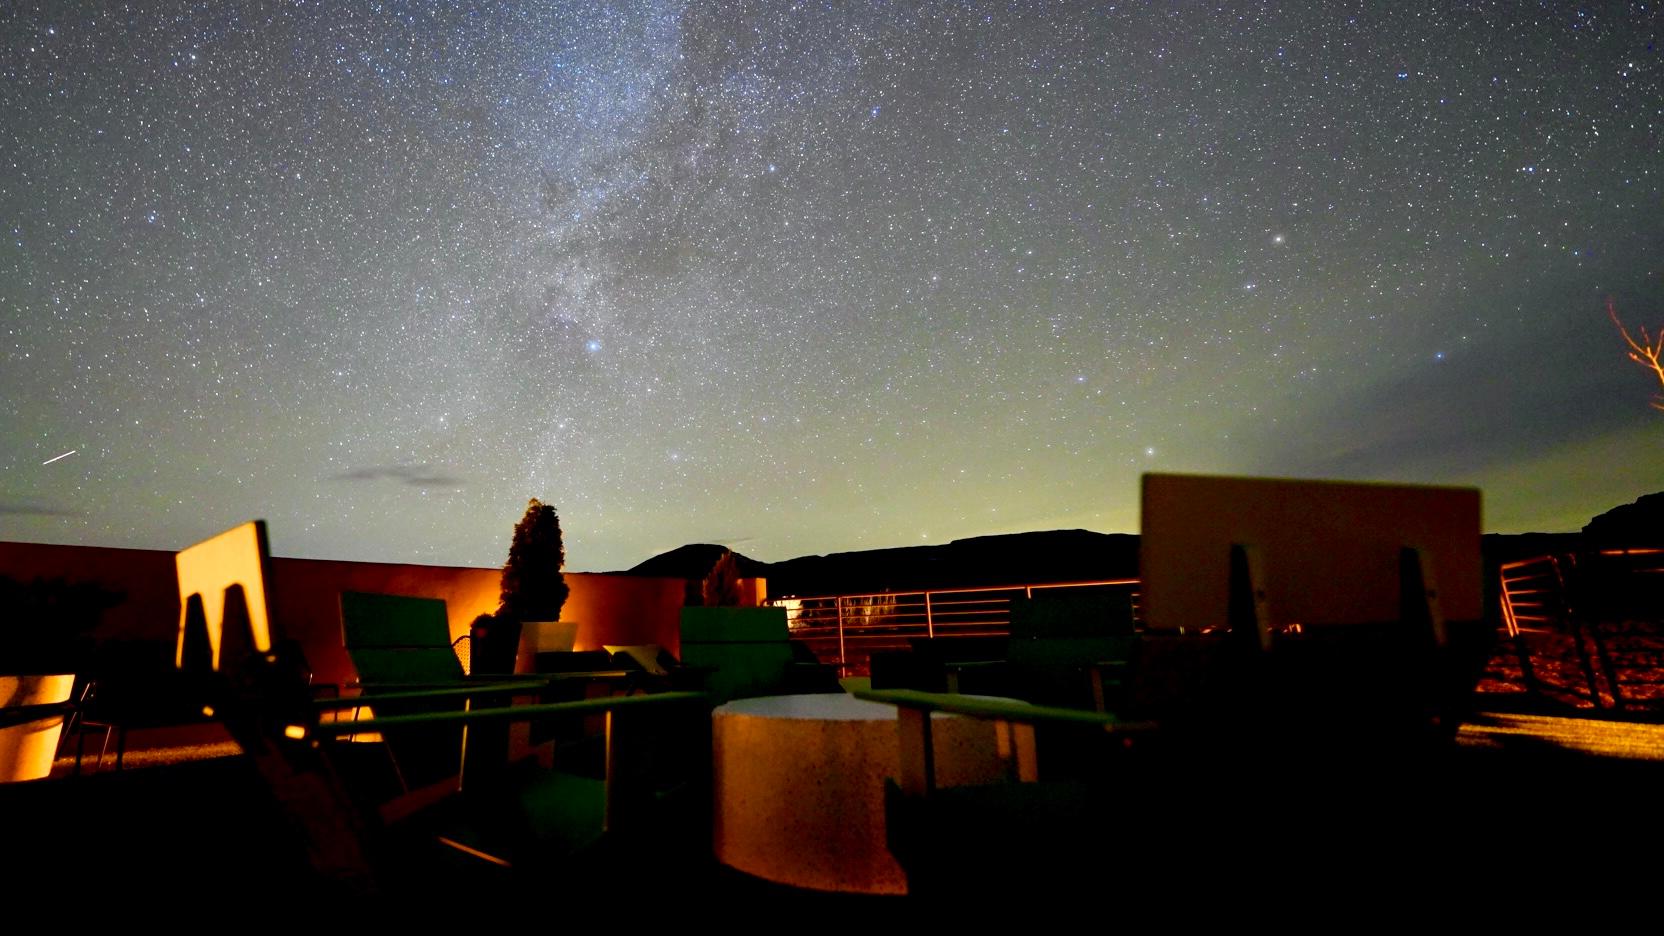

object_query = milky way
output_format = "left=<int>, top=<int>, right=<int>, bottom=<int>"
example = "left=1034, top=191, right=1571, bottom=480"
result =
left=2, top=2, right=1661, bottom=570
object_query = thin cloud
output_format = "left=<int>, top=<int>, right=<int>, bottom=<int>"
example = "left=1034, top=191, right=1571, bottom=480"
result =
left=330, top=464, right=465, bottom=489
left=705, top=534, right=759, bottom=549
left=1247, top=293, right=1646, bottom=483
left=0, top=499, right=83, bottom=518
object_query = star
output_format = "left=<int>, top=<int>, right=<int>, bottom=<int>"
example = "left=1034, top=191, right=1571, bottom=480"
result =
left=0, top=2, right=1656, bottom=568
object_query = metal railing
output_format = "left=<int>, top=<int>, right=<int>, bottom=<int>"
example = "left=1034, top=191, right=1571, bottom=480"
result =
left=1499, top=554, right=1570, bottom=639
left=772, top=579, right=1139, bottom=675
left=1496, top=553, right=1619, bottom=709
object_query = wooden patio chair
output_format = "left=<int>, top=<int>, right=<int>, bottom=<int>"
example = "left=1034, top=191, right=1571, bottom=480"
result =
left=679, top=606, right=838, bottom=703
left=175, top=522, right=711, bottom=897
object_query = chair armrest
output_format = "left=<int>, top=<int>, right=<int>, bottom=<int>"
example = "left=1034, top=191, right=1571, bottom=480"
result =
left=339, top=668, right=640, bottom=697
left=937, top=659, right=1009, bottom=694
left=312, top=679, right=555, bottom=711
left=855, top=688, right=1155, bottom=732
left=310, top=691, right=710, bottom=737
left=856, top=689, right=1157, bottom=795
left=311, top=692, right=710, bottom=833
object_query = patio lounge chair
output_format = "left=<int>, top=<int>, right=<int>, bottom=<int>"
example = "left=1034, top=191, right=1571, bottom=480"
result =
left=1006, top=588, right=1137, bottom=711
left=679, top=606, right=839, bottom=702
left=175, top=522, right=711, bottom=896
left=339, top=590, right=479, bottom=688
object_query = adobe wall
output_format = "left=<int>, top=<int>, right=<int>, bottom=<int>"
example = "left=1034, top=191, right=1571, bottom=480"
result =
left=0, top=540, right=685, bottom=690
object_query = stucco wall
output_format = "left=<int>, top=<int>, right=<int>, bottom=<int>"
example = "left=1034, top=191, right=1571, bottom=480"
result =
left=0, top=540, right=685, bottom=690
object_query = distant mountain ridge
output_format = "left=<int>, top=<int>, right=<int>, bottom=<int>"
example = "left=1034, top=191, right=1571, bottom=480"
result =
left=1583, top=491, right=1664, bottom=545
left=621, top=491, right=1662, bottom=598
left=625, top=543, right=771, bottom=581
left=625, top=530, right=1138, bottom=597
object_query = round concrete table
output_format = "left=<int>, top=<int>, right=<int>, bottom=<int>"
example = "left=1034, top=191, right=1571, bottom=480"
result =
left=711, top=692, right=1011, bottom=895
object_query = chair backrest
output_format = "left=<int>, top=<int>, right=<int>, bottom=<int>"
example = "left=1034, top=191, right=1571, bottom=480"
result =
left=521, top=620, right=579, bottom=654
left=175, top=520, right=274, bottom=673
left=172, top=522, right=382, bottom=889
left=1576, top=547, right=1664, bottom=620
left=515, top=621, right=583, bottom=677
left=679, top=607, right=795, bottom=702
left=1140, top=473, right=1482, bottom=638
left=340, top=591, right=464, bottom=685
left=1137, top=473, right=1486, bottom=742
left=605, top=644, right=675, bottom=676
left=1007, top=591, right=1136, bottom=666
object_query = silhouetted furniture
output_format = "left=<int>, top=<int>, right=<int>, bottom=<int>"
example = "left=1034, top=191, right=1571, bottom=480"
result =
left=788, top=639, right=843, bottom=693
left=37, top=521, right=280, bottom=778
left=512, top=644, right=632, bottom=745
left=867, top=638, right=1008, bottom=695
left=1137, top=473, right=1492, bottom=744
left=914, top=637, right=1009, bottom=695
left=338, top=591, right=487, bottom=788
left=1536, top=544, right=1664, bottom=711
left=61, top=642, right=214, bottom=773
left=340, top=591, right=477, bottom=688
left=602, top=644, right=710, bottom=701
left=869, top=649, right=937, bottom=692
left=527, top=649, right=617, bottom=677
left=58, top=635, right=335, bottom=775
left=516, top=621, right=597, bottom=682
left=605, top=643, right=681, bottom=678
left=174, top=520, right=712, bottom=894
left=857, top=475, right=1495, bottom=896
left=519, top=619, right=578, bottom=655
left=310, top=693, right=711, bottom=877
left=1590, top=546, right=1664, bottom=618
left=855, top=688, right=1157, bottom=896
left=711, top=692, right=1010, bottom=894
left=175, top=520, right=276, bottom=674
left=61, top=679, right=114, bottom=772
left=680, top=607, right=837, bottom=703
left=1007, top=590, right=1136, bottom=711
left=339, top=591, right=609, bottom=788
left=1494, top=546, right=1664, bottom=712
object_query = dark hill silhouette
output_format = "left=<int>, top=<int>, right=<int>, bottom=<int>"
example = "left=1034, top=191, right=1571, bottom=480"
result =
left=623, top=530, right=1139, bottom=597
left=1583, top=491, right=1664, bottom=546
left=618, top=492, right=1659, bottom=598
left=625, top=543, right=769, bottom=581
left=1481, top=532, right=1584, bottom=566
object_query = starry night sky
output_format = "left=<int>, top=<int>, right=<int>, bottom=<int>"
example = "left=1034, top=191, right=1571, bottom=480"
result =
left=2, top=2, right=1661, bottom=571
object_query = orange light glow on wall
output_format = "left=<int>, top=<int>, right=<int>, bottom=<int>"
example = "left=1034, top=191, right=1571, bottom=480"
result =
left=174, top=520, right=273, bottom=670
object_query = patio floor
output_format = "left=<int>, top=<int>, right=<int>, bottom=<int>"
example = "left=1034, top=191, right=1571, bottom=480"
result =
left=8, top=702, right=1661, bottom=909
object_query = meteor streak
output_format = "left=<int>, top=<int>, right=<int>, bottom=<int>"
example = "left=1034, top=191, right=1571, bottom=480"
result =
left=41, top=450, right=77, bottom=466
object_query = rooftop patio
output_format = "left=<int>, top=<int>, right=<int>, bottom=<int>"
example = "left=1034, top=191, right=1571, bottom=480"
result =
left=4, top=475, right=1662, bottom=907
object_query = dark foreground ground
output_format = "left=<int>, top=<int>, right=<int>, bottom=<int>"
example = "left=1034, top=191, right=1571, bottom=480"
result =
left=4, top=706, right=1661, bottom=918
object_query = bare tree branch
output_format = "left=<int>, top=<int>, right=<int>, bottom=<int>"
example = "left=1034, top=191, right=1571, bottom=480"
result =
left=1609, top=298, right=1664, bottom=411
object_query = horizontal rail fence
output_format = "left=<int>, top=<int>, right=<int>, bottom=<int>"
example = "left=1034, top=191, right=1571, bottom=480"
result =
left=1499, top=555, right=1569, bottom=639
left=1584, top=548, right=1664, bottom=711
left=774, top=579, right=1140, bottom=676
left=1496, top=553, right=1630, bottom=709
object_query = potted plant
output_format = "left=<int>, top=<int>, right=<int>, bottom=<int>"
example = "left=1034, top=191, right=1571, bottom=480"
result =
left=472, top=499, right=570, bottom=675
left=1, top=575, right=123, bottom=781
left=686, top=549, right=742, bottom=608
